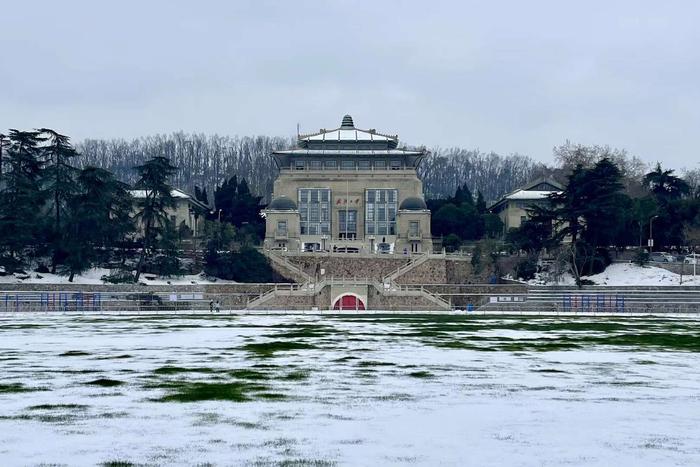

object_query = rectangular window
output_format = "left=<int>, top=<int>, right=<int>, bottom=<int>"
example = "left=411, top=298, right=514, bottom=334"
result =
left=310, top=160, right=322, bottom=170
left=298, top=188, right=331, bottom=236
left=365, top=189, right=397, bottom=236
left=341, top=160, right=355, bottom=170
left=390, top=160, right=402, bottom=170
left=295, top=160, right=305, bottom=170
left=374, top=160, right=386, bottom=170
left=409, top=221, right=419, bottom=236
left=339, top=209, right=357, bottom=239
left=277, top=220, right=287, bottom=234
left=358, top=160, right=371, bottom=170
left=324, top=160, right=337, bottom=170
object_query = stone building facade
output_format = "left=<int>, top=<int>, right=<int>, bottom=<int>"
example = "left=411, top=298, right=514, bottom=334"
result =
left=264, top=115, right=432, bottom=254
left=488, top=178, right=563, bottom=233
left=129, top=188, right=209, bottom=238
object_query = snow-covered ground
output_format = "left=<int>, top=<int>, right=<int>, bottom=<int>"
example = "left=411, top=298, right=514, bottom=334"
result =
left=528, top=262, right=700, bottom=286
left=0, top=268, right=231, bottom=285
left=1, top=314, right=699, bottom=465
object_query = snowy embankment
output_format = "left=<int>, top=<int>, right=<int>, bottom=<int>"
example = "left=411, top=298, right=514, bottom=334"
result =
left=0, top=268, right=230, bottom=285
left=527, top=262, right=700, bottom=286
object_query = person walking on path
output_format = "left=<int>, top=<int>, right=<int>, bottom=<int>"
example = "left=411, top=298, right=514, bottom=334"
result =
left=209, top=299, right=214, bottom=313
left=215, top=300, right=221, bottom=313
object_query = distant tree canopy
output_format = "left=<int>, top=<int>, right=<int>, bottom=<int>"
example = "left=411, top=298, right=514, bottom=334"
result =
left=77, top=134, right=290, bottom=203
left=77, top=134, right=548, bottom=204
left=428, top=184, right=503, bottom=249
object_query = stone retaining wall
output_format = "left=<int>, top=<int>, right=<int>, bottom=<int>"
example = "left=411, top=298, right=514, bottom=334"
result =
left=285, top=254, right=409, bottom=281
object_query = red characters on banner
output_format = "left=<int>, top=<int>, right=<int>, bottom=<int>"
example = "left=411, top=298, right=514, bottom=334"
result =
left=335, top=198, right=362, bottom=205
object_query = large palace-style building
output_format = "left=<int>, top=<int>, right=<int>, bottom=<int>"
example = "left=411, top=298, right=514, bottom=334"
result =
left=264, top=115, right=432, bottom=254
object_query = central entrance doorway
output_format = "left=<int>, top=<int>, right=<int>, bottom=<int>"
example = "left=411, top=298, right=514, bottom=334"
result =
left=332, top=294, right=366, bottom=311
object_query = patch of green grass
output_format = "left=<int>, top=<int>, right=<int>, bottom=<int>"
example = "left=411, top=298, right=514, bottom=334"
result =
left=407, top=370, right=433, bottom=378
left=0, top=414, right=32, bottom=421
left=229, top=369, right=270, bottom=380
left=232, top=420, right=268, bottom=430
left=332, top=356, right=358, bottom=362
left=60, top=350, right=90, bottom=357
left=0, top=324, right=47, bottom=330
left=431, top=341, right=491, bottom=351
left=27, top=404, right=88, bottom=411
left=156, top=381, right=271, bottom=403
left=357, top=361, right=395, bottom=367
left=375, top=393, right=414, bottom=402
left=284, top=370, right=310, bottom=381
left=0, top=383, right=43, bottom=393
left=85, top=378, right=124, bottom=387
left=243, top=341, right=316, bottom=358
left=95, top=354, right=132, bottom=360
left=153, top=366, right=215, bottom=375
left=273, top=325, right=338, bottom=339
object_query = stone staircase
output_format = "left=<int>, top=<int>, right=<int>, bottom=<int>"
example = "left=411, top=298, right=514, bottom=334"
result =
left=246, top=282, right=322, bottom=310
left=263, top=251, right=313, bottom=283
left=383, top=254, right=433, bottom=283
left=374, top=281, right=452, bottom=311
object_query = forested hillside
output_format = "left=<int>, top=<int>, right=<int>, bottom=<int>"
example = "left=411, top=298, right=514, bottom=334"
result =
left=77, top=133, right=543, bottom=202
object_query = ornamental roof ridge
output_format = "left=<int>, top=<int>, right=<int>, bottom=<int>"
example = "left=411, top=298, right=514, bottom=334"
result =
left=297, top=115, right=398, bottom=142
left=297, top=126, right=398, bottom=141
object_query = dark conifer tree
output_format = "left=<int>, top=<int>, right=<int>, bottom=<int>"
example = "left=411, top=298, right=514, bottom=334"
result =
left=133, top=157, right=178, bottom=281
left=62, top=167, right=134, bottom=281
left=0, top=133, right=8, bottom=183
left=476, top=191, right=487, bottom=214
left=40, top=129, right=80, bottom=272
left=0, top=130, right=46, bottom=265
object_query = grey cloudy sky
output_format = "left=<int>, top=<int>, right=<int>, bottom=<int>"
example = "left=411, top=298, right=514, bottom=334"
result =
left=2, top=0, right=698, bottom=168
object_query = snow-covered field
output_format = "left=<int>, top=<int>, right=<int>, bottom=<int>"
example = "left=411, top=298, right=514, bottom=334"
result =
left=1, top=314, right=700, bottom=465
left=529, top=262, right=700, bottom=286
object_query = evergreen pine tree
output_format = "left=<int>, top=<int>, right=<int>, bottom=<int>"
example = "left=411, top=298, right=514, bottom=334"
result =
left=0, top=133, right=8, bottom=183
left=40, top=129, right=80, bottom=272
left=62, top=167, right=134, bottom=281
left=0, top=130, right=46, bottom=265
left=133, top=157, right=178, bottom=281
left=476, top=191, right=487, bottom=214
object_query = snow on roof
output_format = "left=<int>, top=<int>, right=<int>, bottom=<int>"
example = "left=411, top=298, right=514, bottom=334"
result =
left=505, top=189, right=559, bottom=200
left=274, top=149, right=424, bottom=156
left=301, top=128, right=396, bottom=142
left=129, top=188, right=191, bottom=199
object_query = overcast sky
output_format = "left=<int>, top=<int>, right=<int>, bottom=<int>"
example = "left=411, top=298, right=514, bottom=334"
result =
left=1, top=1, right=698, bottom=168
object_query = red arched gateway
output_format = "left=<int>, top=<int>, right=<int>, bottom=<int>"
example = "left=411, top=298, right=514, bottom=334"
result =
left=333, top=294, right=366, bottom=311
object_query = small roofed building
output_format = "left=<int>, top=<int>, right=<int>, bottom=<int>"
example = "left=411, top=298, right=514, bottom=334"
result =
left=129, top=188, right=209, bottom=238
left=489, top=178, right=563, bottom=234
left=264, top=115, right=432, bottom=254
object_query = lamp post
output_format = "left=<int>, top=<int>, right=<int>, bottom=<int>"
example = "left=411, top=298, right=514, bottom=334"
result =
left=649, top=215, right=659, bottom=252
left=210, top=209, right=222, bottom=222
